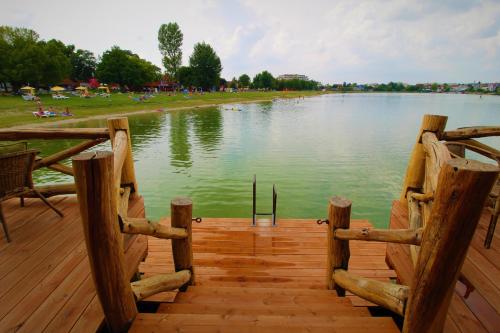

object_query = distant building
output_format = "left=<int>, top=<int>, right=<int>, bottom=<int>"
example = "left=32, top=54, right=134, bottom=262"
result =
left=488, top=83, right=499, bottom=92
left=277, top=74, right=309, bottom=81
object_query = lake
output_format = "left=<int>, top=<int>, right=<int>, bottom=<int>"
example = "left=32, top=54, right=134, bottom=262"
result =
left=32, top=93, right=500, bottom=228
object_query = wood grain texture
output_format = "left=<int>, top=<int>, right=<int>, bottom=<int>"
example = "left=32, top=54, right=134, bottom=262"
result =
left=72, top=151, right=137, bottom=332
left=171, top=197, right=195, bottom=290
left=327, top=196, right=351, bottom=295
left=403, top=159, right=498, bottom=333
left=335, top=227, right=422, bottom=245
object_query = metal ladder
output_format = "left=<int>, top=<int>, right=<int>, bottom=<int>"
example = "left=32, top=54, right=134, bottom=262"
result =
left=252, top=175, right=277, bottom=226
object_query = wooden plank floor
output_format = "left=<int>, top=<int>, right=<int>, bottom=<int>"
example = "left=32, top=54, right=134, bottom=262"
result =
left=386, top=201, right=500, bottom=333
left=0, top=195, right=148, bottom=333
left=140, top=218, right=396, bottom=307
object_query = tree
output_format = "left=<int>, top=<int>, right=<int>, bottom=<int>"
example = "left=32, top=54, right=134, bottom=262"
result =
left=70, top=49, right=96, bottom=81
left=189, top=42, right=222, bottom=90
left=177, top=66, right=194, bottom=88
left=238, top=74, right=250, bottom=88
left=96, top=46, right=161, bottom=90
left=158, top=23, right=183, bottom=79
left=0, top=27, right=71, bottom=90
left=431, top=82, right=439, bottom=92
left=252, top=71, right=275, bottom=90
left=229, top=77, right=238, bottom=89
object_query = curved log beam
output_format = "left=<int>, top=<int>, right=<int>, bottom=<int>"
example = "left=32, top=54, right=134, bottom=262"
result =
left=334, top=228, right=422, bottom=245
left=131, top=270, right=191, bottom=301
left=112, top=130, right=128, bottom=193
left=399, top=115, right=448, bottom=202
left=23, top=183, right=76, bottom=198
left=34, top=139, right=107, bottom=170
left=442, top=126, right=500, bottom=140
left=47, top=163, right=73, bottom=176
left=445, top=140, right=500, bottom=162
left=410, top=191, right=434, bottom=202
left=119, top=216, right=188, bottom=240
left=407, top=191, right=423, bottom=266
left=332, top=269, right=409, bottom=315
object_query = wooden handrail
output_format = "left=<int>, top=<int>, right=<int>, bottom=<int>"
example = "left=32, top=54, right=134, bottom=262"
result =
left=119, top=216, right=188, bottom=240
left=131, top=270, right=191, bottom=301
left=334, top=227, right=422, bottom=245
left=399, top=115, right=448, bottom=202
left=446, top=139, right=500, bottom=162
left=441, top=126, right=500, bottom=140
left=0, top=128, right=110, bottom=140
left=108, top=118, right=138, bottom=195
left=332, top=269, right=409, bottom=315
left=403, top=159, right=498, bottom=333
left=112, top=130, right=128, bottom=198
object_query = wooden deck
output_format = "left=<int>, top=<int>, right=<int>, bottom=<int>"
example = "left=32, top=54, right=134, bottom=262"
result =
left=3, top=194, right=496, bottom=332
left=386, top=201, right=500, bottom=333
left=140, top=218, right=396, bottom=307
left=0, top=195, right=148, bottom=333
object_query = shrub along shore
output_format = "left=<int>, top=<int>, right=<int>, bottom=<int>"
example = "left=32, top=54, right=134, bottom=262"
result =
left=0, top=91, right=325, bottom=128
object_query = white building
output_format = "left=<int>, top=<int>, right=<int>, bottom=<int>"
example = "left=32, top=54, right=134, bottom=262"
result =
left=277, top=74, right=309, bottom=81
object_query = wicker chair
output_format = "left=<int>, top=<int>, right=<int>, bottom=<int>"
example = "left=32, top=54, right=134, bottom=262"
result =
left=0, top=149, right=63, bottom=242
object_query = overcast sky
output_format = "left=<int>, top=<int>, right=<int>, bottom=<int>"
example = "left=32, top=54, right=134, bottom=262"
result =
left=2, top=0, right=499, bottom=84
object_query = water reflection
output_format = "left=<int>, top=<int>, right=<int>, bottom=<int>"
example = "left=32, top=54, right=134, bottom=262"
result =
left=169, top=111, right=192, bottom=169
left=192, top=108, right=223, bottom=152
left=26, top=94, right=500, bottom=227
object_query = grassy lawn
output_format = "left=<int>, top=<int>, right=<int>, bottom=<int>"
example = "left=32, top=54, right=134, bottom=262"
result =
left=0, top=91, right=324, bottom=128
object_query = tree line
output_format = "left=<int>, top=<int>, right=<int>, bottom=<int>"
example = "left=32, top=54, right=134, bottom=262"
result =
left=0, top=24, right=319, bottom=93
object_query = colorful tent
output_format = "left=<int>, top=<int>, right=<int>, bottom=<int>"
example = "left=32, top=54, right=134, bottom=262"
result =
left=50, top=86, right=65, bottom=92
left=20, top=86, right=36, bottom=95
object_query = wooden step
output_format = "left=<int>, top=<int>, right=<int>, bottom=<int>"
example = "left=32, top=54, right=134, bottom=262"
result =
left=174, top=292, right=353, bottom=306
left=157, top=302, right=371, bottom=317
left=184, top=286, right=344, bottom=296
left=129, top=313, right=400, bottom=332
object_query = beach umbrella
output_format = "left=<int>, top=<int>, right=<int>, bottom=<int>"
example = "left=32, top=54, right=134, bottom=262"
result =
left=20, top=86, right=36, bottom=95
left=50, top=86, right=65, bottom=92
left=98, top=85, right=110, bottom=93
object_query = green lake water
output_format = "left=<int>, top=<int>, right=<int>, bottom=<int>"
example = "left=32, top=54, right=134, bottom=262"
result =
left=31, top=93, right=500, bottom=228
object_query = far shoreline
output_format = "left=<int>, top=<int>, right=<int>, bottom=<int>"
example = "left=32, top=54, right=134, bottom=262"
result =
left=8, top=93, right=324, bottom=129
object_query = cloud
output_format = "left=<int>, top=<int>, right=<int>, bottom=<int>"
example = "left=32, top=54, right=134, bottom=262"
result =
left=1, top=0, right=498, bottom=83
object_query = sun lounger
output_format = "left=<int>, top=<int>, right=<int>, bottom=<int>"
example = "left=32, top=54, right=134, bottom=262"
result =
left=22, top=95, right=35, bottom=101
left=32, top=112, right=48, bottom=118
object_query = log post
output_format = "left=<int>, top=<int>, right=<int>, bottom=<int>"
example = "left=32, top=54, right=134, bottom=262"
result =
left=72, top=151, right=137, bottom=332
left=399, top=114, right=448, bottom=202
left=107, top=117, right=138, bottom=196
left=171, top=197, right=195, bottom=291
left=326, top=196, right=351, bottom=295
left=403, top=159, right=499, bottom=333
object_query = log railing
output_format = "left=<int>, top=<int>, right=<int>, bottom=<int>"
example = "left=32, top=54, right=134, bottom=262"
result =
left=71, top=118, right=196, bottom=332
left=325, top=114, right=499, bottom=331
left=0, top=126, right=111, bottom=198
left=326, top=159, right=498, bottom=332
left=400, top=114, right=500, bottom=247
